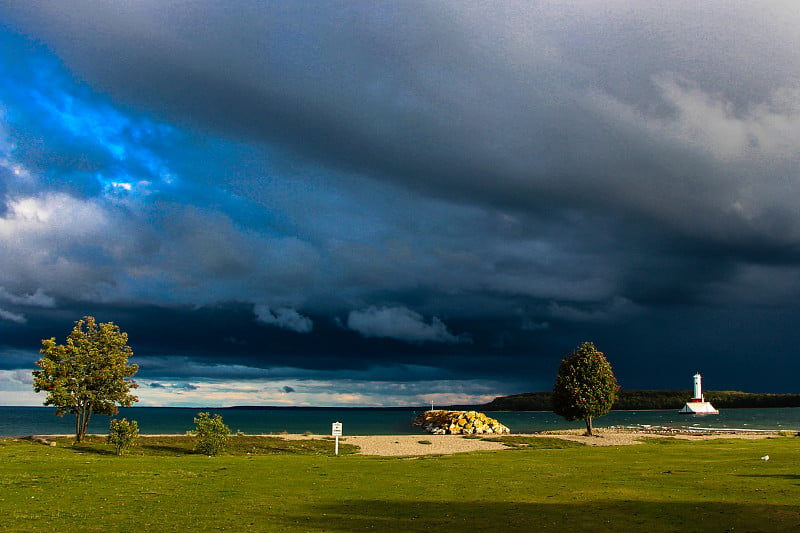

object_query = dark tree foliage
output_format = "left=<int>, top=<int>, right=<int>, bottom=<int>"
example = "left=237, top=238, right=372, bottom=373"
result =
left=552, top=342, right=619, bottom=435
left=33, top=316, right=139, bottom=442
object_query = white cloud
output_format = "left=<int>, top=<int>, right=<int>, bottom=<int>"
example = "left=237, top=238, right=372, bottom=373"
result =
left=0, top=287, right=56, bottom=308
left=0, top=307, right=26, bottom=323
left=0, top=193, right=115, bottom=298
left=0, top=370, right=40, bottom=405
left=254, top=304, right=313, bottom=333
left=0, top=194, right=109, bottom=230
left=653, top=76, right=800, bottom=160
left=347, top=306, right=467, bottom=344
left=0, top=390, right=42, bottom=406
left=0, top=369, right=33, bottom=386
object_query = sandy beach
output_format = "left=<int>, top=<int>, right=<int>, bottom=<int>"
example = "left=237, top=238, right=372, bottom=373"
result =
left=279, top=428, right=786, bottom=456
left=21, top=428, right=787, bottom=457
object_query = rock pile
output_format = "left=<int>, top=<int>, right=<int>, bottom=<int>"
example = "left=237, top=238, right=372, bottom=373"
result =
left=413, top=410, right=510, bottom=435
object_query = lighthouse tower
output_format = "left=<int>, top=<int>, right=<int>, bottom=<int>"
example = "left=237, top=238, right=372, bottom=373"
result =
left=693, top=372, right=703, bottom=401
left=678, top=373, right=719, bottom=414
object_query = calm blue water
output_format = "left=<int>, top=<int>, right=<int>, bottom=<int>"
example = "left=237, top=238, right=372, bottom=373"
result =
left=1, top=406, right=799, bottom=436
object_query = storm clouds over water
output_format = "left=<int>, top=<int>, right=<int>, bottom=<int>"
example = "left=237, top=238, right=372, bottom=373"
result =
left=1, top=2, right=800, bottom=405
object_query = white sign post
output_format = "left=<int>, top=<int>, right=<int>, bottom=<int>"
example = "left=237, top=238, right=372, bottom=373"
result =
left=331, top=422, right=343, bottom=455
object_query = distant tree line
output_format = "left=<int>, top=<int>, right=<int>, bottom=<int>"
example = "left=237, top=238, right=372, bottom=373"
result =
left=482, top=390, right=800, bottom=411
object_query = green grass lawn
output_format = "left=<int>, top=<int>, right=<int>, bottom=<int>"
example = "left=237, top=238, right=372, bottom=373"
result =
left=1, top=435, right=798, bottom=532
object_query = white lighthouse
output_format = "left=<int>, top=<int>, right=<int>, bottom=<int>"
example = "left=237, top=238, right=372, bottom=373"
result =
left=678, top=373, right=719, bottom=414
left=693, top=372, right=703, bottom=401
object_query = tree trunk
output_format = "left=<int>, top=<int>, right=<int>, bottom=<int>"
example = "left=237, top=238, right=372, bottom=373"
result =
left=75, top=412, right=82, bottom=443
left=75, top=406, right=92, bottom=442
left=585, top=416, right=593, bottom=436
left=82, top=410, right=92, bottom=442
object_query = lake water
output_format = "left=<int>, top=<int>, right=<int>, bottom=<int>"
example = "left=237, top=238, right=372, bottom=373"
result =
left=2, top=406, right=799, bottom=437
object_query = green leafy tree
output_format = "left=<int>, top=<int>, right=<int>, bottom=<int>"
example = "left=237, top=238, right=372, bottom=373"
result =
left=107, top=418, right=140, bottom=455
left=193, top=412, right=230, bottom=455
left=32, top=316, right=139, bottom=442
left=552, top=342, right=619, bottom=436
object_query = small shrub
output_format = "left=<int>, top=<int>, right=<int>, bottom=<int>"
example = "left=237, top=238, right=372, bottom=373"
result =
left=418, top=440, right=432, bottom=445
left=107, top=418, right=139, bottom=455
left=193, top=412, right=230, bottom=456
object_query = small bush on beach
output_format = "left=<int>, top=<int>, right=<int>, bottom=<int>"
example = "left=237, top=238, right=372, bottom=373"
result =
left=107, top=417, right=139, bottom=455
left=193, top=412, right=230, bottom=456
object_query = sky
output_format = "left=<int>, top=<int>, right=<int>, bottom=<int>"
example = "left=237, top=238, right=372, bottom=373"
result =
left=1, top=1, right=800, bottom=407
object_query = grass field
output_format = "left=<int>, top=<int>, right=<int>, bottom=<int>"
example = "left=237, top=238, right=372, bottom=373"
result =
left=1, top=435, right=798, bottom=532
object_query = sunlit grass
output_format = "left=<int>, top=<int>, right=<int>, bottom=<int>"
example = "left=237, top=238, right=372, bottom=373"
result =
left=480, top=435, right=586, bottom=448
left=36, top=434, right=359, bottom=456
left=1, top=435, right=798, bottom=531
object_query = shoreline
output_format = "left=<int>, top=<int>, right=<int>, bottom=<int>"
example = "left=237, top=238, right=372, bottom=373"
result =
left=9, top=428, right=792, bottom=456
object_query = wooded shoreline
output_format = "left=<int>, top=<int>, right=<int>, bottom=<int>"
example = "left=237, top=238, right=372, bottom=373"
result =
left=482, top=390, right=800, bottom=411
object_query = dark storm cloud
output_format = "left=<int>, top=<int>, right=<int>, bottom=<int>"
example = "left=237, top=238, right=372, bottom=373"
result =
left=254, top=305, right=313, bottom=333
left=2, top=2, right=800, bottom=404
left=347, top=306, right=467, bottom=344
left=4, top=1, right=799, bottom=250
